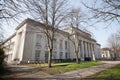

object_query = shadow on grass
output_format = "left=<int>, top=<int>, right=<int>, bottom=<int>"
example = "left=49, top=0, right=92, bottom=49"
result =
left=52, top=64, right=70, bottom=67
left=0, top=65, right=12, bottom=78
left=0, top=67, right=10, bottom=74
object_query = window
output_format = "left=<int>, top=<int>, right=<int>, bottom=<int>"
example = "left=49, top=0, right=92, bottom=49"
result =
left=45, top=43, right=48, bottom=49
left=53, top=51, right=57, bottom=59
left=78, top=40, right=81, bottom=46
left=59, top=40, right=63, bottom=49
left=65, top=41, right=67, bottom=49
left=35, top=50, right=40, bottom=61
left=65, top=52, right=69, bottom=59
left=45, top=51, right=49, bottom=61
left=103, top=55, right=105, bottom=58
left=53, top=39, right=57, bottom=49
left=36, top=34, right=42, bottom=45
left=59, top=52, right=63, bottom=59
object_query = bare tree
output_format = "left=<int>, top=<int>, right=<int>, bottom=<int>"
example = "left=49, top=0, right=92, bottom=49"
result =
left=0, top=0, right=23, bottom=24
left=0, top=0, right=27, bottom=45
left=0, top=0, right=27, bottom=40
left=83, top=0, right=120, bottom=24
left=69, top=31, right=81, bottom=64
left=22, top=0, right=69, bottom=67
left=67, top=8, right=87, bottom=63
left=67, top=8, right=87, bottom=28
left=108, top=33, right=120, bottom=60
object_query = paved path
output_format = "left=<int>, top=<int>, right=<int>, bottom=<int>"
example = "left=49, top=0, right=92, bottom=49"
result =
left=52, top=61, right=120, bottom=79
left=4, top=64, right=51, bottom=78
left=2, top=61, right=120, bottom=79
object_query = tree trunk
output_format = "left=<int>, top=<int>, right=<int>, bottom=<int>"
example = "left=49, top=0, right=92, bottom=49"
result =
left=75, top=51, right=79, bottom=64
left=48, top=48, right=52, bottom=68
left=114, top=53, right=117, bottom=60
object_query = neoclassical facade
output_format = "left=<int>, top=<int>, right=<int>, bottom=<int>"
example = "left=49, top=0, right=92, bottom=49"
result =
left=3, top=18, right=101, bottom=64
left=101, top=48, right=114, bottom=59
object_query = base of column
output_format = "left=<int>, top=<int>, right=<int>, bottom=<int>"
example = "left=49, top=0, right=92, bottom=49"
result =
left=81, top=58, right=84, bottom=61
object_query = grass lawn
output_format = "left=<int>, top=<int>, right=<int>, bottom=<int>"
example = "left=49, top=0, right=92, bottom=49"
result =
left=85, top=64, right=120, bottom=80
left=25, top=61, right=103, bottom=75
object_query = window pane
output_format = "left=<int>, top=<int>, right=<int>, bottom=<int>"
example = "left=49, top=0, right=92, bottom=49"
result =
left=59, top=52, right=63, bottom=59
left=53, top=39, right=57, bottom=49
left=36, top=34, right=42, bottom=45
left=65, top=41, right=67, bottom=49
left=35, top=50, right=40, bottom=61
left=59, top=40, right=63, bottom=49
left=53, top=51, right=57, bottom=59
left=65, top=52, right=69, bottom=59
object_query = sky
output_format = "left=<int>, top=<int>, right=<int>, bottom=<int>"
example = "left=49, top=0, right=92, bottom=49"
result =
left=70, top=0, right=120, bottom=48
left=2, top=0, right=120, bottom=48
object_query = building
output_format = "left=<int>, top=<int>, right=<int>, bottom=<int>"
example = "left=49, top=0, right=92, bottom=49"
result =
left=3, top=18, right=102, bottom=64
left=101, top=48, right=114, bottom=59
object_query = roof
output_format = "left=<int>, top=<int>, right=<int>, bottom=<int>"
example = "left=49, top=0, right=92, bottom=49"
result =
left=3, top=18, right=30, bottom=44
left=16, top=18, right=35, bottom=30
left=22, top=18, right=69, bottom=35
left=3, top=18, right=98, bottom=44
left=68, top=26, right=96, bottom=42
left=102, top=48, right=111, bottom=51
left=3, top=18, right=69, bottom=44
left=72, top=27, right=91, bottom=36
left=96, top=43, right=101, bottom=46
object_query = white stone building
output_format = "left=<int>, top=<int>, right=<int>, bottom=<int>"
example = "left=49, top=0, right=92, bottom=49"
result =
left=101, top=48, right=114, bottom=59
left=3, top=18, right=102, bottom=64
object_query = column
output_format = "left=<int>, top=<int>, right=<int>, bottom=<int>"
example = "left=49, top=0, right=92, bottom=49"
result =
left=88, top=43, right=91, bottom=58
left=90, top=43, right=92, bottom=58
left=83, top=41, right=86, bottom=58
left=85, top=42, right=88, bottom=57
left=87, top=42, right=90, bottom=57
left=92, top=44, right=96, bottom=61
left=81, top=40, right=84, bottom=61
left=79, top=40, right=82, bottom=59
left=14, top=32, right=22, bottom=59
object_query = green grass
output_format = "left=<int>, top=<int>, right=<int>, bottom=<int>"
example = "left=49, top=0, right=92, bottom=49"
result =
left=34, top=61, right=103, bottom=75
left=86, top=64, right=120, bottom=80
